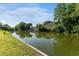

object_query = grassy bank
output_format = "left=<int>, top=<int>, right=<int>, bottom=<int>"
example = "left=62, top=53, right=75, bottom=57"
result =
left=0, top=30, right=41, bottom=56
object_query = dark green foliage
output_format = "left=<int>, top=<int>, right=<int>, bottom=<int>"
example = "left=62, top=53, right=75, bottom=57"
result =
left=2, top=24, right=13, bottom=31
left=15, top=22, right=26, bottom=31
left=15, top=21, right=32, bottom=31
left=0, top=22, right=3, bottom=28
left=0, top=22, right=13, bottom=31
left=36, top=24, right=50, bottom=32
left=53, top=3, right=79, bottom=34
left=73, top=25, right=79, bottom=33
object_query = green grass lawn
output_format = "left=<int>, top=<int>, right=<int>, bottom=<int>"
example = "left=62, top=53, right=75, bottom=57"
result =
left=0, top=30, right=41, bottom=56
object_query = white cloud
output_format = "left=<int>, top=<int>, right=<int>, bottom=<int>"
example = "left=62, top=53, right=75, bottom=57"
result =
left=0, top=6, right=53, bottom=26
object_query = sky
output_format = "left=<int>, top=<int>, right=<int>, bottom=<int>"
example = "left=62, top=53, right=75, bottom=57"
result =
left=0, top=3, right=57, bottom=27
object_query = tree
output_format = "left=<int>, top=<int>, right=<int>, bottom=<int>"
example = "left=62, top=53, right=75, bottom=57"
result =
left=54, top=4, right=66, bottom=22
left=2, top=24, right=13, bottom=31
left=54, top=3, right=79, bottom=34
left=0, top=22, right=3, bottom=29
left=73, top=25, right=79, bottom=33
left=15, top=22, right=26, bottom=31
left=15, top=22, right=32, bottom=31
left=36, top=24, right=49, bottom=32
left=25, top=23, right=32, bottom=30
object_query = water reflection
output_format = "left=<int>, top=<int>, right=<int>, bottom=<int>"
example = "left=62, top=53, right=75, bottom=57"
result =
left=35, top=32, right=53, bottom=39
left=13, top=31, right=79, bottom=56
left=16, top=31, right=32, bottom=38
left=52, top=33, right=79, bottom=56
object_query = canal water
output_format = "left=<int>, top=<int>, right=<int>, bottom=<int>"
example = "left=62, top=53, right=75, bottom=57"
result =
left=13, top=31, right=79, bottom=56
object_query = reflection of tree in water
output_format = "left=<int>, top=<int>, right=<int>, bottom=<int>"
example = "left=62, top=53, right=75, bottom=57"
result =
left=35, top=32, right=54, bottom=39
left=51, top=33, right=79, bottom=56
left=16, top=31, right=32, bottom=38
left=35, top=32, right=79, bottom=55
left=14, top=31, right=79, bottom=55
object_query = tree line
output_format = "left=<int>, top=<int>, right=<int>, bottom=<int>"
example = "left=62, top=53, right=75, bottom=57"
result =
left=36, top=3, right=79, bottom=34
left=0, top=22, right=33, bottom=32
left=0, top=22, right=13, bottom=31
left=1, top=3, right=79, bottom=34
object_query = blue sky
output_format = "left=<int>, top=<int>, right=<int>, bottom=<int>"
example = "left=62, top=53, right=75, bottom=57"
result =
left=0, top=3, right=57, bottom=26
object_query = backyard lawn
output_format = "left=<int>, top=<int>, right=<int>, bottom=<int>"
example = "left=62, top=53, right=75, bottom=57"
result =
left=0, top=30, right=41, bottom=56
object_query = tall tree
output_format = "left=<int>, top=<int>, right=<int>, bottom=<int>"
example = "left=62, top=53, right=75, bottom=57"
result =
left=54, top=3, right=79, bottom=33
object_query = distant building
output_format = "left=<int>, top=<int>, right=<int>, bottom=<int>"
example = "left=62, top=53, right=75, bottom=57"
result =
left=43, top=21, right=53, bottom=25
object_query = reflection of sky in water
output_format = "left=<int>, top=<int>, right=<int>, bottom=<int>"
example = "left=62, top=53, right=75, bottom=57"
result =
left=13, top=32, right=79, bottom=56
left=13, top=32, right=57, bottom=55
